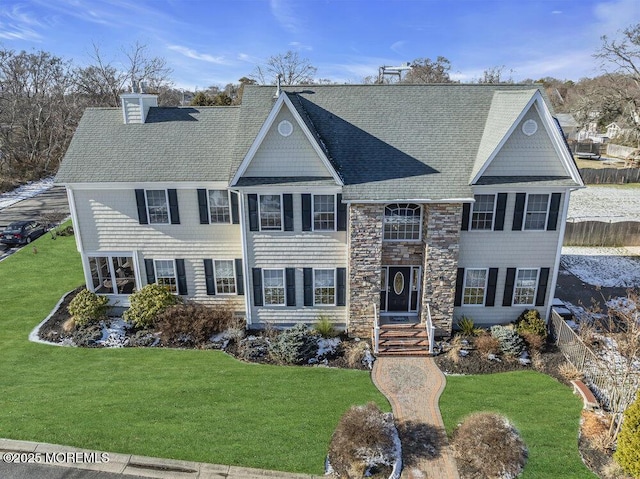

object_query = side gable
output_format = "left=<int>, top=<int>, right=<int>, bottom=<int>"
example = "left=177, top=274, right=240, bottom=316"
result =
left=472, top=90, right=583, bottom=186
left=230, top=94, right=342, bottom=185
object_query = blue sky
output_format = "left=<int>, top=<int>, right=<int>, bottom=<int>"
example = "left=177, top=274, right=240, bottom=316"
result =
left=0, top=0, right=638, bottom=90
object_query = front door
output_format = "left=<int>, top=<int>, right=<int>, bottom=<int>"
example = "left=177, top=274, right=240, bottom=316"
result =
left=387, top=267, right=411, bottom=311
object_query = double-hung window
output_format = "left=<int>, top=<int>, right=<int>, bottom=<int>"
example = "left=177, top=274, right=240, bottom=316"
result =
left=463, top=269, right=487, bottom=305
left=146, top=190, right=170, bottom=224
left=263, top=269, right=285, bottom=305
left=313, top=195, right=336, bottom=231
left=314, top=269, right=336, bottom=305
left=214, top=260, right=236, bottom=294
left=383, top=203, right=421, bottom=240
left=471, top=195, right=495, bottom=230
left=524, top=194, right=550, bottom=230
left=259, top=195, right=282, bottom=231
left=154, top=259, right=178, bottom=294
left=89, top=256, right=136, bottom=294
left=208, top=190, right=230, bottom=223
left=513, top=269, right=538, bottom=305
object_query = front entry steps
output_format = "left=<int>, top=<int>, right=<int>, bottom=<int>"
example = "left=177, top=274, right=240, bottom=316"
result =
left=377, top=322, right=431, bottom=356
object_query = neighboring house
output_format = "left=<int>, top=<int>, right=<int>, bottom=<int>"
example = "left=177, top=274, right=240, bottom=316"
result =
left=56, top=84, right=583, bottom=345
left=606, top=122, right=622, bottom=139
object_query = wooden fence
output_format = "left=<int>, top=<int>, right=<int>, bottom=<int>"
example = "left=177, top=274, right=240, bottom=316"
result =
left=549, top=310, right=638, bottom=418
left=564, top=220, right=640, bottom=246
left=578, top=167, right=640, bottom=184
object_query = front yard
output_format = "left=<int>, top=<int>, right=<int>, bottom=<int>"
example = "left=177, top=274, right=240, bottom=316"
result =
left=0, top=231, right=388, bottom=474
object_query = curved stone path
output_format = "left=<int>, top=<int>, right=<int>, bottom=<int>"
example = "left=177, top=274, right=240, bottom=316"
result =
left=372, top=357, right=460, bottom=479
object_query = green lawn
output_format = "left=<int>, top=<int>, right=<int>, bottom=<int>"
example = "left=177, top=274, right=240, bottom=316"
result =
left=440, top=371, right=596, bottom=478
left=0, top=231, right=388, bottom=474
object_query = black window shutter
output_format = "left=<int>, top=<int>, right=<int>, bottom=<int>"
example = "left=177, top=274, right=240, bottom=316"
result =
left=197, top=189, right=209, bottom=224
left=283, top=194, right=294, bottom=231
left=235, top=259, right=244, bottom=295
left=336, top=268, right=346, bottom=306
left=168, top=189, right=180, bottom=224
left=135, top=189, right=148, bottom=225
left=248, top=194, right=259, bottom=231
left=175, top=259, right=187, bottom=295
left=252, top=268, right=263, bottom=306
left=461, top=203, right=470, bottom=231
left=454, top=268, right=464, bottom=307
left=337, top=194, right=347, bottom=231
left=486, top=268, right=499, bottom=306
left=301, top=194, right=312, bottom=231
left=285, top=268, right=296, bottom=306
left=512, top=193, right=526, bottom=231
left=303, top=268, right=313, bottom=306
left=230, top=192, right=240, bottom=224
left=535, top=268, right=550, bottom=306
left=144, top=259, right=155, bottom=285
left=494, top=193, right=507, bottom=231
left=503, top=268, right=516, bottom=306
left=203, top=259, right=216, bottom=295
left=547, top=193, right=562, bottom=231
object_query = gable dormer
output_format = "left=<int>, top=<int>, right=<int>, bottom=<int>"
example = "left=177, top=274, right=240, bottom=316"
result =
left=231, top=93, right=342, bottom=186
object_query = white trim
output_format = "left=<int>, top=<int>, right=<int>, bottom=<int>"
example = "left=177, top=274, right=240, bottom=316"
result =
left=512, top=267, right=540, bottom=306
left=145, top=189, right=171, bottom=225
left=546, top=191, right=571, bottom=321
left=382, top=203, right=423, bottom=242
left=56, top=181, right=230, bottom=190
left=213, top=259, right=237, bottom=295
left=469, top=194, right=496, bottom=231
left=380, top=265, right=421, bottom=313
left=312, top=194, right=337, bottom=232
left=230, top=94, right=343, bottom=186
left=313, top=268, right=337, bottom=306
left=462, top=268, right=488, bottom=306
left=262, top=268, right=286, bottom=306
left=234, top=190, right=252, bottom=326
left=234, top=185, right=341, bottom=194
left=66, top=188, right=84, bottom=253
left=258, top=193, right=284, bottom=232
left=345, top=197, right=475, bottom=204
left=85, top=252, right=140, bottom=295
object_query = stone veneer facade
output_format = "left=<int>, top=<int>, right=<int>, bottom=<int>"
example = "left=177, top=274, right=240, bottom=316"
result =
left=420, top=204, right=463, bottom=335
left=348, top=202, right=462, bottom=338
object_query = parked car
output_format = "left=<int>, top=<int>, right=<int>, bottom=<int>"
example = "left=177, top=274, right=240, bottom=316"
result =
left=0, top=220, right=46, bottom=245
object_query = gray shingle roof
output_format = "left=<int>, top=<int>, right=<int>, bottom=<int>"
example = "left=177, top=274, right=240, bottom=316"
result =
left=57, top=84, right=580, bottom=200
left=475, top=176, right=576, bottom=187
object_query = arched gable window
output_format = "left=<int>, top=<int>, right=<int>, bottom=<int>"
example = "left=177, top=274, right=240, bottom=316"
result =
left=383, top=203, right=422, bottom=240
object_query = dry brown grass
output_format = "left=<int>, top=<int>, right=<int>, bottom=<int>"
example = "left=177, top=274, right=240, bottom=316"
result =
left=521, top=331, right=545, bottom=353
left=581, top=411, right=610, bottom=439
left=474, top=333, right=500, bottom=355
left=342, top=341, right=370, bottom=369
left=446, top=335, right=465, bottom=363
left=452, top=412, right=527, bottom=479
left=62, top=317, right=76, bottom=333
left=558, top=361, right=584, bottom=382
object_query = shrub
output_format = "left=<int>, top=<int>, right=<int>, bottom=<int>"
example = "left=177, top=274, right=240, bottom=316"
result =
left=70, top=323, right=104, bottom=347
left=474, top=332, right=500, bottom=356
left=342, top=340, right=373, bottom=370
left=156, top=302, right=235, bottom=347
left=521, top=331, right=545, bottom=353
left=558, top=362, right=584, bottom=382
left=490, top=325, right=525, bottom=357
left=515, top=309, right=547, bottom=339
left=457, top=316, right=482, bottom=337
left=615, top=393, right=640, bottom=478
left=314, top=315, right=338, bottom=338
left=452, top=412, right=527, bottom=479
left=446, top=335, right=467, bottom=363
left=268, top=323, right=319, bottom=365
left=328, top=402, right=397, bottom=478
left=123, top=284, right=181, bottom=328
left=67, top=288, right=109, bottom=326
left=236, top=336, right=271, bottom=362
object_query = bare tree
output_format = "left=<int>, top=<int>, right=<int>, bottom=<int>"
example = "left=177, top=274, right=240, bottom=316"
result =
left=402, top=56, right=456, bottom=84
left=251, top=51, right=317, bottom=85
left=75, top=42, right=174, bottom=107
left=478, top=66, right=514, bottom=84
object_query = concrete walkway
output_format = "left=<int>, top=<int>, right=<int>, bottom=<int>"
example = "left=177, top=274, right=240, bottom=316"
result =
left=372, top=357, right=460, bottom=479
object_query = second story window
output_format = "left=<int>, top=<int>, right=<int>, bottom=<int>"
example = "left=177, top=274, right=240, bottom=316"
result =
left=383, top=203, right=421, bottom=240
left=471, top=195, right=495, bottom=230
left=146, top=190, right=169, bottom=224
left=259, top=195, right=282, bottom=231
left=208, top=190, right=230, bottom=223
left=313, top=195, right=336, bottom=231
left=524, top=194, right=550, bottom=230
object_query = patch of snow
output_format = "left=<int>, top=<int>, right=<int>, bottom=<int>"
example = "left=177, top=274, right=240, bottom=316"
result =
left=97, top=318, right=130, bottom=347
left=459, top=349, right=469, bottom=357
left=362, top=349, right=374, bottom=370
left=560, top=252, right=640, bottom=287
left=317, top=337, right=341, bottom=357
left=0, top=177, right=54, bottom=210
left=562, top=246, right=639, bottom=256
left=487, top=353, right=502, bottom=362
left=606, top=296, right=637, bottom=315
left=567, top=185, right=640, bottom=223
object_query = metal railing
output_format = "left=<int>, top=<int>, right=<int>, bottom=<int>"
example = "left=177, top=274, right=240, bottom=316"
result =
left=372, top=304, right=380, bottom=355
left=550, top=309, right=638, bottom=417
left=426, top=302, right=435, bottom=354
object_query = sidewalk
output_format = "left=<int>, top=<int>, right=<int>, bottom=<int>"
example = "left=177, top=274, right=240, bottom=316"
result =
left=0, top=438, right=319, bottom=478
left=372, top=357, right=460, bottom=479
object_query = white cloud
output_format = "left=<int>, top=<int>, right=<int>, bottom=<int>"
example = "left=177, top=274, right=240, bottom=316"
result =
left=168, top=45, right=226, bottom=64
left=552, top=10, right=563, bottom=14
left=390, top=41, right=405, bottom=55
left=289, top=41, right=312, bottom=51
left=0, top=5, right=43, bottom=41
left=270, top=0, right=303, bottom=34
left=593, top=0, right=640, bottom=36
